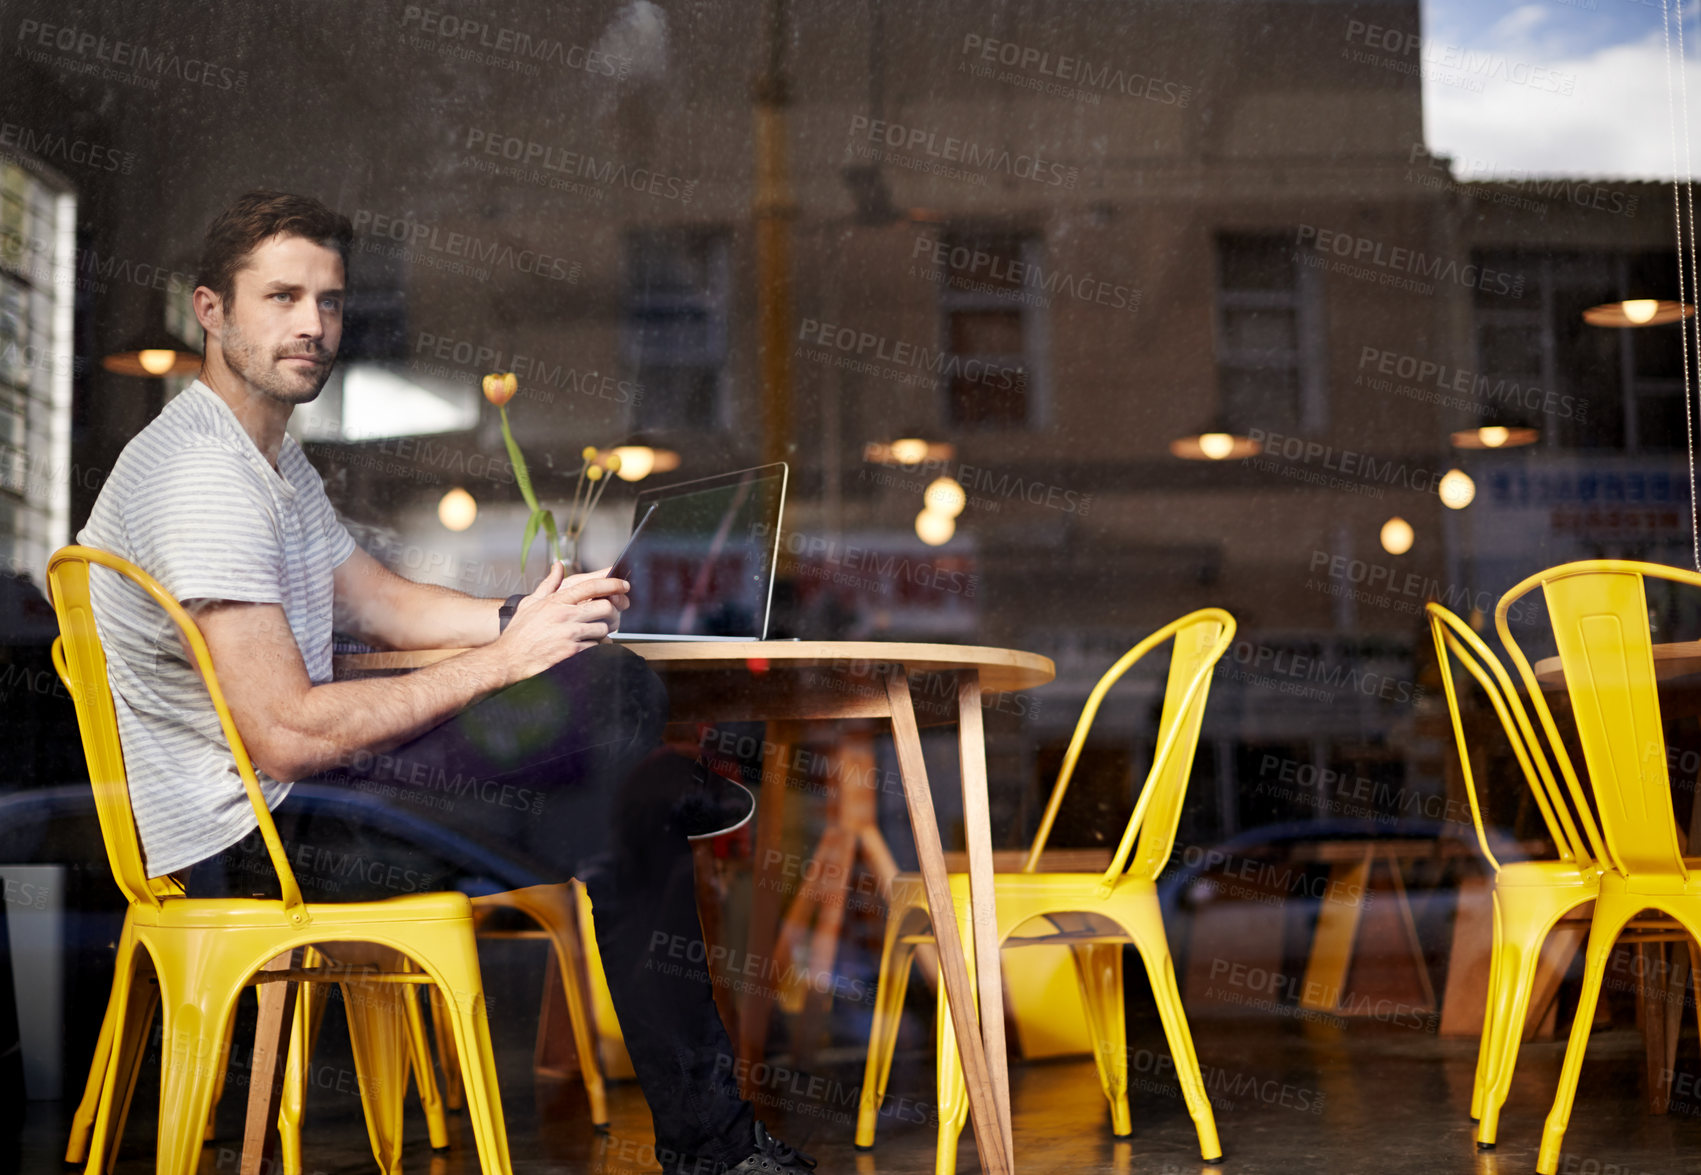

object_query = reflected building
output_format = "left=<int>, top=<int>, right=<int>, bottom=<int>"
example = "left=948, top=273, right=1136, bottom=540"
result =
left=0, top=0, right=1692, bottom=852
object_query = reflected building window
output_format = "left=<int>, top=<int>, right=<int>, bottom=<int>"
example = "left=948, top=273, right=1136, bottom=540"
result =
left=938, top=228, right=1043, bottom=429
left=623, top=228, right=729, bottom=432
left=1472, top=248, right=1683, bottom=452
left=1214, top=232, right=1326, bottom=434
left=0, top=159, right=75, bottom=590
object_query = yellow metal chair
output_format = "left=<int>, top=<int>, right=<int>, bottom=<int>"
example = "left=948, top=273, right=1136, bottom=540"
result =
left=855, top=608, right=1234, bottom=1173
left=1497, top=559, right=1701, bottom=1175
left=45, top=544, right=514, bottom=1175
left=1426, top=603, right=1610, bottom=1146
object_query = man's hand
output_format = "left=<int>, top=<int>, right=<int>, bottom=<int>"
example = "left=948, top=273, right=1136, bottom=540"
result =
left=494, top=561, right=631, bottom=682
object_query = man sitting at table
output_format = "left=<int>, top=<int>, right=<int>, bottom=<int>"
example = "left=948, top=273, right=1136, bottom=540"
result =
left=77, top=190, right=816, bottom=1175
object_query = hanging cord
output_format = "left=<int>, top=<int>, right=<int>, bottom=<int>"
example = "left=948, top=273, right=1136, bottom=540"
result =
left=1664, top=0, right=1701, bottom=570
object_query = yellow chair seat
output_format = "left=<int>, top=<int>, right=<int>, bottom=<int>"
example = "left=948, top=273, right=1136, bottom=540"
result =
left=1493, top=860, right=1599, bottom=890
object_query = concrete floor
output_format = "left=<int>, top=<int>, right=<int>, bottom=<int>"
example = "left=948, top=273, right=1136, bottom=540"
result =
left=12, top=1007, right=1701, bottom=1175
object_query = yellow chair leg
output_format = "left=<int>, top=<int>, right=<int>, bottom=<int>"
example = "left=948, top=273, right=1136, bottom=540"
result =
left=436, top=957, right=513, bottom=1175
left=855, top=909, right=921, bottom=1149
left=1126, top=903, right=1220, bottom=1164
left=1470, top=895, right=1506, bottom=1123
left=491, top=884, right=610, bottom=1128
left=404, top=984, right=450, bottom=1150
left=67, top=919, right=134, bottom=1166
left=82, top=941, right=157, bottom=1175
left=549, top=899, right=610, bottom=1128
left=278, top=978, right=319, bottom=1175
left=1537, top=901, right=1634, bottom=1175
left=342, top=977, right=411, bottom=1175
left=149, top=949, right=248, bottom=1175
left=1476, top=893, right=1568, bottom=1147
left=431, top=985, right=465, bottom=1111
left=1070, top=943, right=1131, bottom=1138
left=204, top=1016, right=235, bottom=1141
left=931, top=918, right=976, bottom=1175
left=98, top=967, right=159, bottom=1175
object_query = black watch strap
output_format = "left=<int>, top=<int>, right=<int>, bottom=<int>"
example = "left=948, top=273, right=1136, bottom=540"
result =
left=498, top=593, right=525, bottom=632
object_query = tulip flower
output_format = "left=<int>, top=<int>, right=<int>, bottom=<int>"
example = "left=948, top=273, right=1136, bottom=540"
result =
left=481, top=371, right=517, bottom=407
left=483, top=372, right=617, bottom=579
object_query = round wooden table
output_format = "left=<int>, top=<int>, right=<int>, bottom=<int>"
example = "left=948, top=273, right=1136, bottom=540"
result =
left=1533, top=641, right=1701, bottom=689
left=338, top=640, right=1054, bottom=1175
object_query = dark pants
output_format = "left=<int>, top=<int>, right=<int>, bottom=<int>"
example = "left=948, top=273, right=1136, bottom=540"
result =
left=184, top=643, right=756, bottom=1171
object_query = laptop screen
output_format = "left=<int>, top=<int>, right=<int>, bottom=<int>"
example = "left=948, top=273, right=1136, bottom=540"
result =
left=614, top=463, right=787, bottom=640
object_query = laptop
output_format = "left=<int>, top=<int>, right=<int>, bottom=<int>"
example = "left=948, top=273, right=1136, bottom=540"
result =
left=607, top=462, right=788, bottom=642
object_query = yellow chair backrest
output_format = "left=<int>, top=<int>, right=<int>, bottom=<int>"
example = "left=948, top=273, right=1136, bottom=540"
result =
left=1022, top=608, right=1235, bottom=894
left=1497, top=559, right=1696, bottom=881
left=1426, top=602, right=1604, bottom=872
left=45, top=545, right=309, bottom=923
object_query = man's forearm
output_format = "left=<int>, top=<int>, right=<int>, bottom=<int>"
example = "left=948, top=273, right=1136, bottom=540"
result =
left=265, top=644, right=512, bottom=781
left=360, top=580, right=502, bottom=651
left=391, top=587, right=504, bottom=650
left=333, top=548, right=504, bottom=651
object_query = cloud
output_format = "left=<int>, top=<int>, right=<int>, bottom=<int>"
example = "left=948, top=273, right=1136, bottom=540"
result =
left=1424, top=31, right=1701, bottom=179
left=1489, top=5, right=1551, bottom=42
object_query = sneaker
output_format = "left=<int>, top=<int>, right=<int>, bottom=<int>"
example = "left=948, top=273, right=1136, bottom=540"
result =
left=671, top=761, right=757, bottom=842
left=725, top=1123, right=817, bottom=1173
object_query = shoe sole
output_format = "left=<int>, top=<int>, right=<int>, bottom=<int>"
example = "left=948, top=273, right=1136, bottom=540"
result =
left=685, top=777, right=756, bottom=841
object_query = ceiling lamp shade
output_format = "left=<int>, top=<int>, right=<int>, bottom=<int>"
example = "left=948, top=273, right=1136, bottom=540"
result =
left=864, top=437, right=956, bottom=465
left=1169, top=429, right=1260, bottom=461
left=1449, top=425, right=1539, bottom=450
left=596, top=444, right=682, bottom=482
left=1581, top=299, right=1694, bottom=328
left=102, top=331, right=202, bottom=377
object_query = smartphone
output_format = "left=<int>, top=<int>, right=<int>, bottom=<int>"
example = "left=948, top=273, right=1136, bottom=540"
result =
left=609, top=501, right=658, bottom=584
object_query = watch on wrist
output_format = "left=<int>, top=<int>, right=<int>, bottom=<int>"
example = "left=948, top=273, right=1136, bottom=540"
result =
left=498, top=594, right=524, bottom=633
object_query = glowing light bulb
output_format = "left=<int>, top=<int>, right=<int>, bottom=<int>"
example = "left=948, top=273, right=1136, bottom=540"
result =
left=613, top=446, right=655, bottom=481
left=1479, top=426, right=1510, bottom=448
left=890, top=437, right=929, bottom=465
left=1380, top=517, right=1414, bottom=555
left=1198, top=432, right=1236, bottom=460
left=1623, top=299, right=1660, bottom=325
left=1439, top=468, right=1476, bottom=510
left=438, top=487, right=477, bottom=531
left=915, top=508, right=955, bottom=545
left=138, top=349, right=177, bottom=375
left=924, top=477, right=966, bottom=517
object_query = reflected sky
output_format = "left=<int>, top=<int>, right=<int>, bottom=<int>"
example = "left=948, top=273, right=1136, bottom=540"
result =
left=1423, top=0, right=1701, bottom=177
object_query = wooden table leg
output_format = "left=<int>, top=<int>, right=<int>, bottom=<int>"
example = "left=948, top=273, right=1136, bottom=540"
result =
left=885, top=669, right=1013, bottom=1175
left=240, top=949, right=300, bottom=1175
left=1439, top=876, right=1493, bottom=1037
left=957, top=671, right=1013, bottom=1162
left=1300, top=849, right=1373, bottom=1011
left=1638, top=940, right=1688, bottom=1114
left=793, top=826, right=857, bottom=1064
left=737, top=719, right=805, bottom=1081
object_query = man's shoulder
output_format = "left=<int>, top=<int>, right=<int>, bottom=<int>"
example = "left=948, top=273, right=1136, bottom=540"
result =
left=124, top=389, right=267, bottom=482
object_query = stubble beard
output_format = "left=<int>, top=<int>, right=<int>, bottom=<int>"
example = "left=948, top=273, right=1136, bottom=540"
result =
left=219, top=315, right=336, bottom=406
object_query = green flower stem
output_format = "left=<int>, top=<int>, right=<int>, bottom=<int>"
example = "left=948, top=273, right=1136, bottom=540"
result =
left=520, top=508, right=542, bottom=580
left=499, top=406, right=540, bottom=514
left=541, top=509, right=561, bottom=567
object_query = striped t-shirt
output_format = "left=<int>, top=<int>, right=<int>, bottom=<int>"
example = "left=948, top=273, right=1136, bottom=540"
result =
left=77, top=380, right=356, bottom=876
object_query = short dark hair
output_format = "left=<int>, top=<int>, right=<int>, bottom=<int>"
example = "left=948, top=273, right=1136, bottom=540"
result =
left=196, top=190, right=354, bottom=310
